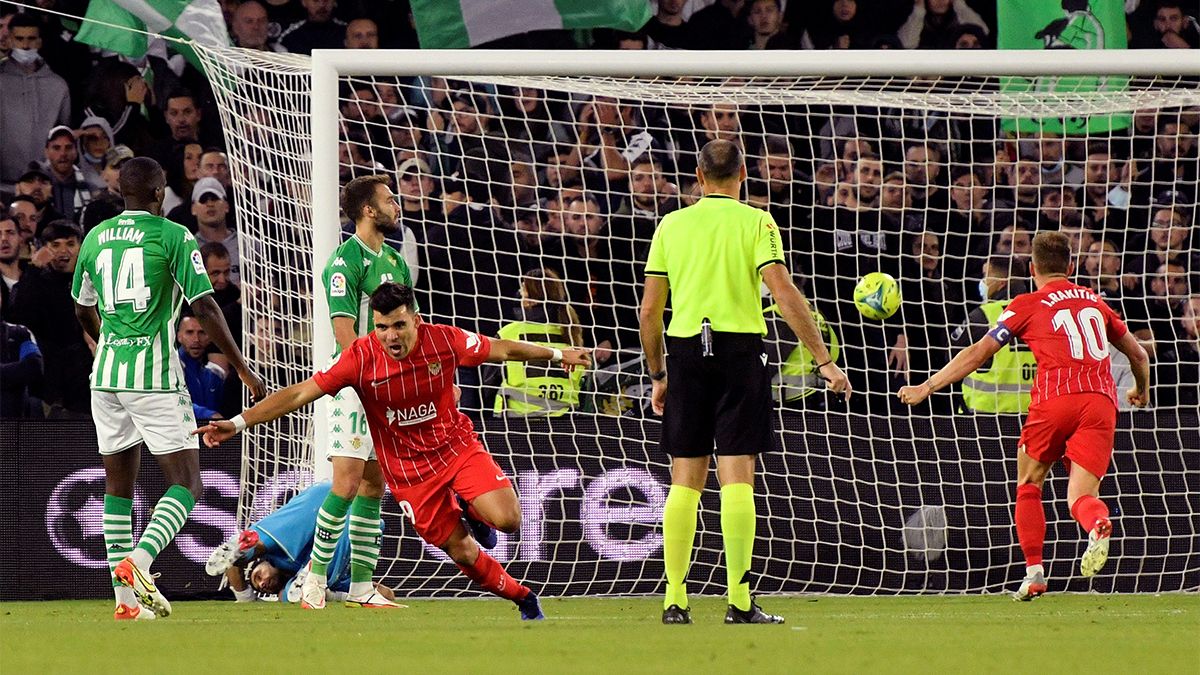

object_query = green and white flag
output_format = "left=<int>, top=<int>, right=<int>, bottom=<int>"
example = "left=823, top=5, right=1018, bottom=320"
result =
left=75, top=0, right=230, bottom=71
left=411, top=0, right=652, bottom=49
left=998, top=0, right=1129, bottom=134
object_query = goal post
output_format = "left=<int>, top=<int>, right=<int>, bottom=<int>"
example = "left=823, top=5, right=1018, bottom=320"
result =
left=196, top=43, right=1200, bottom=596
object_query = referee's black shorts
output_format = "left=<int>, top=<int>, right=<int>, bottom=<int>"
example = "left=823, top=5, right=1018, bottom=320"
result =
left=661, top=332, right=774, bottom=458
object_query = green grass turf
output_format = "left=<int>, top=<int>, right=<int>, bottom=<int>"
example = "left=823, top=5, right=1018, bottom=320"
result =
left=2, top=595, right=1196, bottom=674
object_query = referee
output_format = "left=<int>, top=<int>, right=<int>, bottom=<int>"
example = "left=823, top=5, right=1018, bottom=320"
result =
left=640, top=139, right=851, bottom=625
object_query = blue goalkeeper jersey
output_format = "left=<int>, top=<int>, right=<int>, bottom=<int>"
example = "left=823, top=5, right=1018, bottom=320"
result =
left=250, top=482, right=384, bottom=596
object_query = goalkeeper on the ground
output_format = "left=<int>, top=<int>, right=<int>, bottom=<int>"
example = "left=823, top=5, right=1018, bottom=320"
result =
left=206, top=481, right=399, bottom=605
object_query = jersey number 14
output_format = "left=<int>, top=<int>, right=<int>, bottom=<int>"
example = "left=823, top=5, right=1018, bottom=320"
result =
left=1051, top=307, right=1109, bottom=361
left=95, top=247, right=152, bottom=313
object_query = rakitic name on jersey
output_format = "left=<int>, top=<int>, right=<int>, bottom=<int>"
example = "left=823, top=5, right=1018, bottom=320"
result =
left=386, top=402, right=438, bottom=426
left=1040, top=287, right=1099, bottom=307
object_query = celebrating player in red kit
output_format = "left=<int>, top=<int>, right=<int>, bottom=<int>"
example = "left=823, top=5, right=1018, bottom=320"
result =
left=196, top=283, right=590, bottom=619
left=898, top=232, right=1150, bottom=601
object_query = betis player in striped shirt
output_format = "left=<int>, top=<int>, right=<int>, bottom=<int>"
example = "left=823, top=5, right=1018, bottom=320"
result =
left=71, top=157, right=266, bottom=621
left=303, top=175, right=414, bottom=609
left=899, top=232, right=1150, bottom=601
left=196, top=282, right=591, bottom=620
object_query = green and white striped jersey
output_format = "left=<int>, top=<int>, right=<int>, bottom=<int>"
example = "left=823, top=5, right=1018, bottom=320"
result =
left=72, top=210, right=215, bottom=392
left=322, top=235, right=413, bottom=351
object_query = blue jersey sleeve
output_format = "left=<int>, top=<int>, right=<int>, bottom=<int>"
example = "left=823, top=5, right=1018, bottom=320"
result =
left=250, top=482, right=332, bottom=574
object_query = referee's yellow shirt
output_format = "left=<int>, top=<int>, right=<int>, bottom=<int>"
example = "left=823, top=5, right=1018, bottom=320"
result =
left=645, top=194, right=785, bottom=338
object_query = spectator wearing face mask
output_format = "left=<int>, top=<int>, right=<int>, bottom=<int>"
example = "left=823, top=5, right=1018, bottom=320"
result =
left=950, top=256, right=1037, bottom=414
left=0, top=13, right=70, bottom=190
left=79, top=145, right=134, bottom=233
left=76, top=117, right=117, bottom=193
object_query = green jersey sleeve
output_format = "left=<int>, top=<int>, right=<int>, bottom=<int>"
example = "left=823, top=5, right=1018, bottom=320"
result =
left=71, top=243, right=98, bottom=306
left=323, top=249, right=363, bottom=319
left=754, top=211, right=785, bottom=272
left=645, top=220, right=668, bottom=277
left=169, top=225, right=216, bottom=303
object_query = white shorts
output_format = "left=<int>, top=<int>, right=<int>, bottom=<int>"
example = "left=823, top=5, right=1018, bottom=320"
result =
left=91, top=390, right=198, bottom=455
left=327, top=386, right=376, bottom=462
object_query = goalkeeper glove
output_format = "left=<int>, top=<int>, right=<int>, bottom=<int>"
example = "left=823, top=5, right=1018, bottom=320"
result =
left=205, top=529, right=261, bottom=576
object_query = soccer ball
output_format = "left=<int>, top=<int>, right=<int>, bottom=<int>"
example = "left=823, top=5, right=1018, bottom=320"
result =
left=853, top=272, right=901, bottom=320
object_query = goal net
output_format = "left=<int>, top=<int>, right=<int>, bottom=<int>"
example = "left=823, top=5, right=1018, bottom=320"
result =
left=194, top=45, right=1200, bottom=596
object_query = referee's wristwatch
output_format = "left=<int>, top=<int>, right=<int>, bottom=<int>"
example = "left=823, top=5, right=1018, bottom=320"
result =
left=649, top=370, right=667, bottom=382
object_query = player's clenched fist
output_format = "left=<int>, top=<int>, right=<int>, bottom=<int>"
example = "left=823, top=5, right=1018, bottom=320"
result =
left=897, top=382, right=932, bottom=406
left=1125, top=386, right=1148, bottom=409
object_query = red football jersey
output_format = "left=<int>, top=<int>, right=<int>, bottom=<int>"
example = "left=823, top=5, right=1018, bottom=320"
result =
left=988, top=279, right=1129, bottom=408
left=313, top=322, right=492, bottom=486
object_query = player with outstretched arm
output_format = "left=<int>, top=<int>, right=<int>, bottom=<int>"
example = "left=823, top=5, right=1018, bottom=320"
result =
left=196, top=283, right=590, bottom=619
left=898, top=231, right=1150, bottom=600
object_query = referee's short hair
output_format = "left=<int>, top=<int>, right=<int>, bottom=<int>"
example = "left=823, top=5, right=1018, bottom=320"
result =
left=698, top=139, right=743, bottom=182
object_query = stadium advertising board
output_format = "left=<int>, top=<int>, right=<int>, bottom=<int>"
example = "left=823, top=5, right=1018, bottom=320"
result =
left=2, top=413, right=1195, bottom=600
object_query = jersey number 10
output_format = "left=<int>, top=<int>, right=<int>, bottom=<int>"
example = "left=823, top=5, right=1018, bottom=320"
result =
left=95, top=247, right=152, bottom=313
left=1051, top=308, right=1109, bottom=361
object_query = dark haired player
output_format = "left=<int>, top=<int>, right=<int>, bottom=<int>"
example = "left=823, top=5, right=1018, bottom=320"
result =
left=196, top=283, right=590, bottom=619
left=899, top=231, right=1150, bottom=600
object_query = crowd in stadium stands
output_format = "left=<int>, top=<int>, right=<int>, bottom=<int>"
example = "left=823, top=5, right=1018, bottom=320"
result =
left=0, top=1, right=1197, bottom=420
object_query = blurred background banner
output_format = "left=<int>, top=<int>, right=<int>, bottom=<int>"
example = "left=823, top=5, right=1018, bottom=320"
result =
left=998, top=0, right=1131, bottom=134
left=74, top=0, right=230, bottom=70
left=410, top=0, right=652, bottom=49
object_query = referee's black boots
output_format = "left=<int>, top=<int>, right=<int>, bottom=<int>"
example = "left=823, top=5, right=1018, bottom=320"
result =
left=661, top=604, right=692, bottom=624
left=724, top=600, right=785, bottom=624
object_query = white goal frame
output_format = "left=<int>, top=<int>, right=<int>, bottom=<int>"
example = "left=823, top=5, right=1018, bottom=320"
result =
left=308, top=48, right=1200, bottom=482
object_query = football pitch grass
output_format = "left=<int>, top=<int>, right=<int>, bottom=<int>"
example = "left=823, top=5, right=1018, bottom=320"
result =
left=3, top=595, right=1196, bottom=674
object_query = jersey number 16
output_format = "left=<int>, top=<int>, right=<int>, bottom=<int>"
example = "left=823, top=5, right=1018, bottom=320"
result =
left=1051, top=307, right=1109, bottom=361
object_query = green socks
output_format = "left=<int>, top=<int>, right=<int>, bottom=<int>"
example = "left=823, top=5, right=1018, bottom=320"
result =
left=347, top=495, right=382, bottom=585
left=662, top=485, right=701, bottom=610
left=133, top=485, right=195, bottom=565
left=311, top=491, right=353, bottom=577
left=721, top=483, right=756, bottom=612
left=103, top=495, right=134, bottom=588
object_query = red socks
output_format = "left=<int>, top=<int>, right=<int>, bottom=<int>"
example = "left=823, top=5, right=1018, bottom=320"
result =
left=1070, top=495, right=1110, bottom=534
left=1014, top=484, right=1046, bottom=567
left=457, top=550, right=529, bottom=602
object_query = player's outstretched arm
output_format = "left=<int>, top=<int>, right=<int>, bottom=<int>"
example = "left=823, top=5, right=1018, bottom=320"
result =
left=193, top=378, right=326, bottom=447
left=898, top=335, right=1003, bottom=405
left=191, top=295, right=268, bottom=401
left=899, top=336, right=1004, bottom=405
left=485, top=339, right=591, bottom=369
left=1111, top=330, right=1151, bottom=407
left=762, top=263, right=851, bottom=401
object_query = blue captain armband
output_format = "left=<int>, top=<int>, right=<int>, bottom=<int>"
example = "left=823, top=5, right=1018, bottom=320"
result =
left=987, top=322, right=1013, bottom=345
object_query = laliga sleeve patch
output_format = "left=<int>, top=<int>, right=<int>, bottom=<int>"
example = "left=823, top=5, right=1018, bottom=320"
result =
left=191, top=249, right=207, bottom=275
left=330, top=272, right=347, bottom=297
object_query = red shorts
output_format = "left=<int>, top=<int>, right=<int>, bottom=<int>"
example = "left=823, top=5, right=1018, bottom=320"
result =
left=1018, top=392, right=1116, bottom=479
left=387, top=443, right=512, bottom=548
